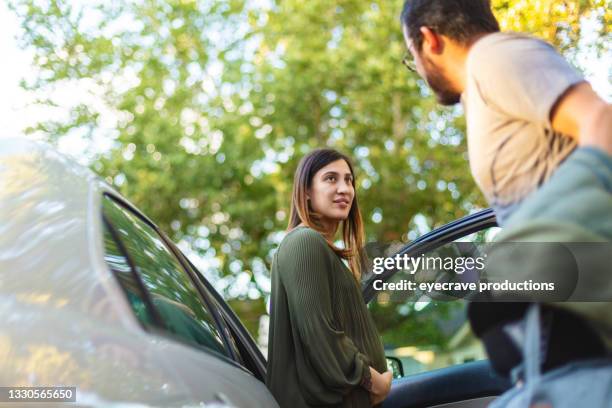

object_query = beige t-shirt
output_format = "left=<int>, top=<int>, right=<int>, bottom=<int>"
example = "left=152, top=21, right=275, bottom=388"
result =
left=462, top=32, right=583, bottom=223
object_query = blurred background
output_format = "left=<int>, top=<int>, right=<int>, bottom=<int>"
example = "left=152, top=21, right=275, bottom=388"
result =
left=1, top=0, right=609, bottom=375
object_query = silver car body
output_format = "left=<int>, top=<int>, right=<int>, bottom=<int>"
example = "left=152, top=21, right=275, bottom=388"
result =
left=0, top=138, right=279, bottom=407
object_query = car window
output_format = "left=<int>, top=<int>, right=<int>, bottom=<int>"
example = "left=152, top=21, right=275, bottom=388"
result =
left=209, top=299, right=246, bottom=366
left=103, top=221, right=156, bottom=326
left=102, top=195, right=230, bottom=358
left=369, top=226, right=501, bottom=377
left=181, top=253, right=267, bottom=378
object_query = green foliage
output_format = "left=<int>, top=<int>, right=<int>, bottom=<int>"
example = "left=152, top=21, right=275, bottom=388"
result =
left=9, top=0, right=609, bottom=343
left=370, top=300, right=461, bottom=348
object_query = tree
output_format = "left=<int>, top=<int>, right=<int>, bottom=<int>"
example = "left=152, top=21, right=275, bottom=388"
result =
left=9, top=0, right=609, bottom=343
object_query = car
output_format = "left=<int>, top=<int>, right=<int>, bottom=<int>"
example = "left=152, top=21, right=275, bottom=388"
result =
left=0, top=138, right=279, bottom=407
left=0, top=137, right=510, bottom=407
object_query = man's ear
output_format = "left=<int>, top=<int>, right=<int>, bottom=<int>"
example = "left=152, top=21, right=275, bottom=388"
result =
left=420, top=26, right=442, bottom=54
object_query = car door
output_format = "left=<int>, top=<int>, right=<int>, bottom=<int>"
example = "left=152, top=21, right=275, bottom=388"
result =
left=102, top=193, right=279, bottom=408
left=362, top=209, right=512, bottom=408
left=179, top=253, right=269, bottom=383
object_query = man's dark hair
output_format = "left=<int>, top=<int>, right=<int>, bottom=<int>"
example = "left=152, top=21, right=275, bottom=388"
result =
left=401, top=0, right=500, bottom=50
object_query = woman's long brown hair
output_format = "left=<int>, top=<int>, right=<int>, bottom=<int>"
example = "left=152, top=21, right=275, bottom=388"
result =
left=287, top=148, right=366, bottom=280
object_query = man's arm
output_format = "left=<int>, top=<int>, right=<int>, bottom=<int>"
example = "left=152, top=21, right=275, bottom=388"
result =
left=551, top=82, right=612, bottom=155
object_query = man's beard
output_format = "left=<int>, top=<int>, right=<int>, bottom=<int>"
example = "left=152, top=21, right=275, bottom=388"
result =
left=422, top=58, right=461, bottom=106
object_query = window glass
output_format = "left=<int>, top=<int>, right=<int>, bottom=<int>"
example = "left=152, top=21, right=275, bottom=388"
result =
left=102, top=195, right=229, bottom=358
left=103, top=222, right=155, bottom=326
left=369, top=226, right=500, bottom=377
left=215, top=307, right=246, bottom=366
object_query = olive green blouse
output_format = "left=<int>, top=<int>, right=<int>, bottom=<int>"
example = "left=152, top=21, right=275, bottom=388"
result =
left=266, top=226, right=387, bottom=408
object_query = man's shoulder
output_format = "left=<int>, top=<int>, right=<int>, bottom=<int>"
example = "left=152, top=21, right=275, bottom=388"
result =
left=471, top=31, right=553, bottom=52
left=468, top=32, right=554, bottom=68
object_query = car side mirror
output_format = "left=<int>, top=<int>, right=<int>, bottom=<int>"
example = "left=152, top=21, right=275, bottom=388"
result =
left=386, top=356, right=404, bottom=378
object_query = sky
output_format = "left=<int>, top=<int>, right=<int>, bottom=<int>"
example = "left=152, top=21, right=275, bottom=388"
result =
left=0, top=2, right=34, bottom=141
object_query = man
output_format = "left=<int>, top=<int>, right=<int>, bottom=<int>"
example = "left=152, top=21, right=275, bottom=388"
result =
left=400, top=0, right=611, bottom=225
left=399, top=0, right=612, bottom=383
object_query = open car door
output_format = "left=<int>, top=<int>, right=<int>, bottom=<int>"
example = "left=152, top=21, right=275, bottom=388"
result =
left=362, top=209, right=512, bottom=408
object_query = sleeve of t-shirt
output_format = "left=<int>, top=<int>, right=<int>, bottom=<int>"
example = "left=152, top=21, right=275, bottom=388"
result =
left=467, top=34, right=584, bottom=128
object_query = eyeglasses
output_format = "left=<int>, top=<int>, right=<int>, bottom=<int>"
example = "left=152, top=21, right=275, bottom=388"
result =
left=402, top=53, right=417, bottom=73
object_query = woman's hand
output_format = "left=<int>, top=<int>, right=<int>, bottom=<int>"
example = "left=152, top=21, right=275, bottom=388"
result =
left=368, top=367, right=392, bottom=406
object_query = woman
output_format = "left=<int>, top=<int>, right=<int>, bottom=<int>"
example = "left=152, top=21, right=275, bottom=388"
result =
left=267, top=148, right=392, bottom=407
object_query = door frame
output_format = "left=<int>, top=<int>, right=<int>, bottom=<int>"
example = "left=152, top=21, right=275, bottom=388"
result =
left=363, top=209, right=497, bottom=303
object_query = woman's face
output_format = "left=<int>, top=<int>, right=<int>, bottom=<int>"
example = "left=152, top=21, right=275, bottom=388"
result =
left=308, top=159, right=355, bottom=227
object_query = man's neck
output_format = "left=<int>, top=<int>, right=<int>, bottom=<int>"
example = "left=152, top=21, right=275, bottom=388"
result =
left=448, top=33, right=491, bottom=94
